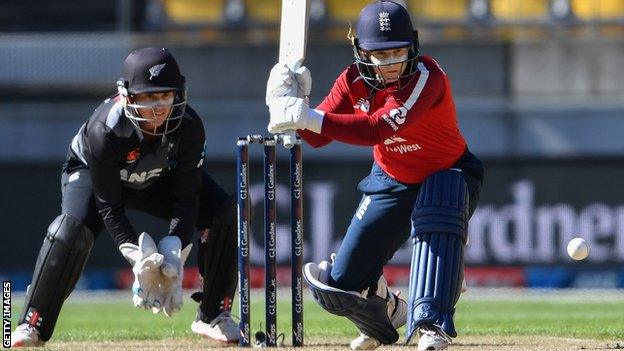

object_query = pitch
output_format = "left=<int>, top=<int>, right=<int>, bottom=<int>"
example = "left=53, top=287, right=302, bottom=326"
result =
left=10, top=288, right=624, bottom=350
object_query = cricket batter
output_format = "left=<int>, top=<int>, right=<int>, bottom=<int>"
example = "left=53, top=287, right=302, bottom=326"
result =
left=265, top=1, right=484, bottom=350
left=11, top=47, right=239, bottom=347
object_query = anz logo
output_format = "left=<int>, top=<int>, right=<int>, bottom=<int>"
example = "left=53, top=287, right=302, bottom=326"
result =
left=120, top=168, right=163, bottom=183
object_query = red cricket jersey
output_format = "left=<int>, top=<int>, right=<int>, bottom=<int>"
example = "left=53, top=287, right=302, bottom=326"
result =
left=298, top=55, right=467, bottom=184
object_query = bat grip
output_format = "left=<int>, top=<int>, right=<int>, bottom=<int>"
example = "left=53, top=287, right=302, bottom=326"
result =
left=280, top=60, right=303, bottom=149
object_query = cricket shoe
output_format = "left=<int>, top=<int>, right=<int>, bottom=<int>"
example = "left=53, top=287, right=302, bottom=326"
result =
left=191, top=311, right=239, bottom=343
left=10, top=323, right=45, bottom=348
left=349, top=290, right=407, bottom=350
left=417, top=324, right=452, bottom=351
left=350, top=333, right=381, bottom=350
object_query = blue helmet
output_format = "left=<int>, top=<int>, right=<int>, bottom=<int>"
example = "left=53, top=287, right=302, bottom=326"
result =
left=351, top=1, right=420, bottom=90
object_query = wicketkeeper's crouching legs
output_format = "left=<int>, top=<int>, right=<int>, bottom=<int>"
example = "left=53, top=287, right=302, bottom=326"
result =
left=14, top=214, right=94, bottom=346
left=190, top=194, right=239, bottom=343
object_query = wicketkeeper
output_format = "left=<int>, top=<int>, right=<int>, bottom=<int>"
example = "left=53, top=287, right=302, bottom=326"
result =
left=11, top=47, right=239, bottom=347
left=265, top=1, right=484, bottom=350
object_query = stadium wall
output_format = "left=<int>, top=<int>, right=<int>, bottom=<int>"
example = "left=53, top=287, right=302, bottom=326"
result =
left=2, top=157, right=624, bottom=288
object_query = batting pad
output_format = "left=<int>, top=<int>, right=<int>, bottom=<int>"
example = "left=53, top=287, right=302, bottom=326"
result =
left=407, top=232, right=463, bottom=341
left=304, top=262, right=399, bottom=344
left=406, top=170, right=469, bottom=342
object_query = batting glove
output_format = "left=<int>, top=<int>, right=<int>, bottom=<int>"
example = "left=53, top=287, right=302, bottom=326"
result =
left=268, top=96, right=324, bottom=134
left=265, top=62, right=312, bottom=106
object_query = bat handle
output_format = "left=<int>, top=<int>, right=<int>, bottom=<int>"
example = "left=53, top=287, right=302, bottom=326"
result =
left=282, top=131, right=296, bottom=149
left=280, top=59, right=303, bottom=149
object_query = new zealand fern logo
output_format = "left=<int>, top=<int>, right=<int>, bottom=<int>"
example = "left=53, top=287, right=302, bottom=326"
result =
left=149, top=63, right=166, bottom=80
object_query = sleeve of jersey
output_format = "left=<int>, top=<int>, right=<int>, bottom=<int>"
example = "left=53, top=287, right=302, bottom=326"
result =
left=320, top=69, right=445, bottom=146
left=170, top=117, right=204, bottom=247
left=86, top=123, right=138, bottom=246
left=297, top=69, right=354, bottom=148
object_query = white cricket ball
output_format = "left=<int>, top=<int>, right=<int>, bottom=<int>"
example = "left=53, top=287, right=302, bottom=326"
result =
left=567, top=237, right=589, bottom=260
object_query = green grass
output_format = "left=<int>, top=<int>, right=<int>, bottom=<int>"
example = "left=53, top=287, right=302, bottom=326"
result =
left=457, top=300, right=624, bottom=339
left=10, top=291, right=624, bottom=342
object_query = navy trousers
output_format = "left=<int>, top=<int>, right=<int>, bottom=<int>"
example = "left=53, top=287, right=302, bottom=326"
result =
left=329, top=149, right=484, bottom=292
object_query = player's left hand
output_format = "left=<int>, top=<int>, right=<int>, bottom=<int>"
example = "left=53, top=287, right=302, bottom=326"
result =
left=266, top=63, right=294, bottom=106
left=157, top=236, right=193, bottom=317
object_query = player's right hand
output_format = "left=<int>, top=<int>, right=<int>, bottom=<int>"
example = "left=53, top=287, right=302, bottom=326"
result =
left=293, top=64, right=312, bottom=97
left=119, top=232, right=165, bottom=312
left=265, top=62, right=312, bottom=106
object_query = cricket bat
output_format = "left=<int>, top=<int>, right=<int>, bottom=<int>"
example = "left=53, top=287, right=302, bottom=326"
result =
left=278, top=0, right=311, bottom=149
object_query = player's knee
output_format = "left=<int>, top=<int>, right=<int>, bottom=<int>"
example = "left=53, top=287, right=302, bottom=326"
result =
left=197, top=193, right=236, bottom=233
left=411, top=170, right=469, bottom=241
left=329, top=265, right=367, bottom=292
left=328, top=271, right=351, bottom=291
left=47, top=213, right=95, bottom=250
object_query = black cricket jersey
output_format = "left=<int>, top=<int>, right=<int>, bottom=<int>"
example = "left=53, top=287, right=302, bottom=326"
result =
left=67, top=95, right=206, bottom=245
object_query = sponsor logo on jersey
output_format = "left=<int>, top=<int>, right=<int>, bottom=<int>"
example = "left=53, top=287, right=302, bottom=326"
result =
left=383, top=135, right=422, bottom=154
left=389, top=106, right=408, bottom=124
left=120, top=168, right=163, bottom=183
left=383, top=136, right=408, bottom=145
left=385, top=143, right=422, bottom=154
left=382, top=114, right=399, bottom=131
left=381, top=106, right=408, bottom=131
left=353, top=98, right=370, bottom=112
left=126, top=148, right=140, bottom=163
left=149, top=63, right=166, bottom=80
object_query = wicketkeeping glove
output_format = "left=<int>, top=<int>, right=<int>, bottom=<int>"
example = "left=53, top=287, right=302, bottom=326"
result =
left=119, top=232, right=164, bottom=312
left=157, top=236, right=193, bottom=317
